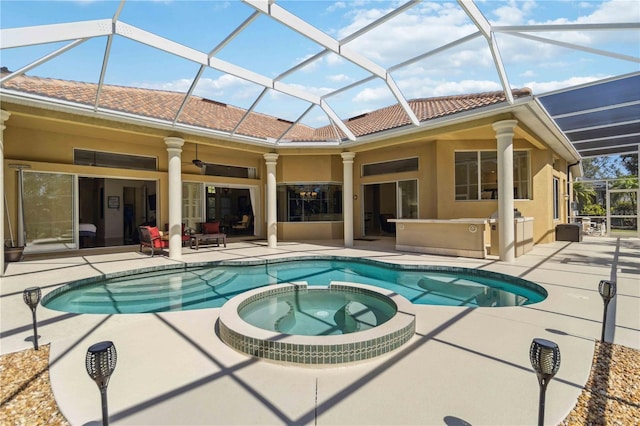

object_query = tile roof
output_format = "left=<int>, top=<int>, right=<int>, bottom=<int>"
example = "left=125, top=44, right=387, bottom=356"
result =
left=0, top=69, right=532, bottom=143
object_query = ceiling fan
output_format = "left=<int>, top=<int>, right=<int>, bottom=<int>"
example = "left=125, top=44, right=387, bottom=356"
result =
left=184, top=144, right=204, bottom=168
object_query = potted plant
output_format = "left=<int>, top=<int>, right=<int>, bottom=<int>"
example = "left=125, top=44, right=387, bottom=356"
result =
left=4, top=242, right=24, bottom=262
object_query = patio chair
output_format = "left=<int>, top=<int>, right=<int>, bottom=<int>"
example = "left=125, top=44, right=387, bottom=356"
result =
left=138, top=226, right=168, bottom=257
left=232, top=214, right=252, bottom=234
left=379, top=213, right=396, bottom=234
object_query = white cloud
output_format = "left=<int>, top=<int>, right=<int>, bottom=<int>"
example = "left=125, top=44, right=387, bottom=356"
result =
left=327, top=74, right=351, bottom=83
left=524, top=75, right=611, bottom=94
left=491, top=0, right=538, bottom=25
left=278, top=82, right=335, bottom=98
left=137, top=74, right=263, bottom=106
left=325, top=53, right=345, bottom=67
left=352, top=85, right=391, bottom=103
left=398, top=76, right=502, bottom=98
left=134, top=1, right=637, bottom=123
left=333, top=0, right=637, bottom=87
left=325, top=2, right=347, bottom=14
left=340, top=2, right=477, bottom=65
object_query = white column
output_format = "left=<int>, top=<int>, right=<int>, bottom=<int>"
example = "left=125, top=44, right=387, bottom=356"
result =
left=165, top=137, right=184, bottom=260
left=341, top=152, right=356, bottom=247
left=493, top=120, right=518, bottom=262
left=264, top=153, right=279, bottom=248
left=0, top=110, right=10, bottom=276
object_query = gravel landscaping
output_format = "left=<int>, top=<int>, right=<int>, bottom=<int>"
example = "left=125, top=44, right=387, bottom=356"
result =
left=1, top=341, right=638, bottom=425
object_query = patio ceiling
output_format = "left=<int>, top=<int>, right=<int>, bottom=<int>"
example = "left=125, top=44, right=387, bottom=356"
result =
left=0, top=0, right=639, bottom=153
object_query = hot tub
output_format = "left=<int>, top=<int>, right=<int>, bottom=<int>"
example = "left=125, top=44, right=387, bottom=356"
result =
left=218, top=282, right=416, bottom=365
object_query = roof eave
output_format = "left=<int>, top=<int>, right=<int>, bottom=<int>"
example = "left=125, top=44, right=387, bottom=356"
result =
left=518, top=98, right=582, bottom=163
left=0, top=89, right=282, bottom=149
left=1, top=89, right=581, bottom=161
left=340, top=95, right=535, bottom=148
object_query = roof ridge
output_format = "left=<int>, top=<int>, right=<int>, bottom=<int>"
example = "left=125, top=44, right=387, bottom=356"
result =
left=408, top=88, right=533, bottom=103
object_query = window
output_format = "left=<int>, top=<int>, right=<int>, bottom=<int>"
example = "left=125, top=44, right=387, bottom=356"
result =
left=455, top=151, right=530, bottom=200
left=277, top=184, right=342, bottom=222
left=202, top=163, right=257, bottom=178
left=553, top=177, right=560, bottom=220
left=362, top=158, right=418, bottom=177
left=74, top=149, right=157, bottom=171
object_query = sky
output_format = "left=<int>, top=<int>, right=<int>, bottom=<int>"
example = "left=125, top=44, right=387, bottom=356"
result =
left=1, top=0, right=639, bottom=128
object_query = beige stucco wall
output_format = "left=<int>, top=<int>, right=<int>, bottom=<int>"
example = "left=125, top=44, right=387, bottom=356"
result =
left=2, top=103, right=570, bottom=248
left=395, top=221, right=489, bottom=258
left=351, top=141, right=438, bottom=237
left=278, top=221, right=344, bottom=240
left=434, top=137, right=561, bottom=244
left=277, top=154, right=343, bottom=183
left=2, top=107, right=269, bottom=243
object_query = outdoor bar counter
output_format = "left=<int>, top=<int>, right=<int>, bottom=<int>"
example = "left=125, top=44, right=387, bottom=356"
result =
left=388, top=217, right=533, bottom=259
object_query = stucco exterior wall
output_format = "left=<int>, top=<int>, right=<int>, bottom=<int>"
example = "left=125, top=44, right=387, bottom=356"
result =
left=277, top=154, right=342, bottom=182
left=435, top=137, right=563, bottom=244
left=351, top=141, right=437, bottom=237
left=277, top=221, right=344, bottom=240
left=2, top=104, right=570, bottom=250
left=2, top=110, right=268, bottom=243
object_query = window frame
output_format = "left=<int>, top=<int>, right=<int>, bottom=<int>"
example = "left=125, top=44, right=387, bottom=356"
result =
left=361, top=157, right=419, bottom=177
left=276, top=183, right=343, bottom=222
left=553, top=176, right=560, bottom=221
left=74, top=148, right=157, bottom=171
left=454, top=150, right=531, bottom=201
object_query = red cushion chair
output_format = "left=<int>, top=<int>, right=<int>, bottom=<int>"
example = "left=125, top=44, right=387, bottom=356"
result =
left=180, top=224, right=191, bottom=246
left=138, top=226, right=168, bottom=257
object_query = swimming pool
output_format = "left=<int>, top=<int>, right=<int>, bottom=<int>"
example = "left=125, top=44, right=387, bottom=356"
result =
left=42, top=256, right=546, bottom=314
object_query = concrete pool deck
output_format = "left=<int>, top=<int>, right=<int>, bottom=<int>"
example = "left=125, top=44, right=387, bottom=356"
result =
left=1, top=236, right=638, bottom=425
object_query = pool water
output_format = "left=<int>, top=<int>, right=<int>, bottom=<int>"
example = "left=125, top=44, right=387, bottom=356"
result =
left=42, top=257, right=546, bottom=314
left=239, top=288, right=397, bottom=335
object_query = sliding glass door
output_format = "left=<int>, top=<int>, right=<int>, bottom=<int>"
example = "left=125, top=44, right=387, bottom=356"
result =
left=22, top=171, right=77, bottom=252
left=363, top=179, right=417, bottom=236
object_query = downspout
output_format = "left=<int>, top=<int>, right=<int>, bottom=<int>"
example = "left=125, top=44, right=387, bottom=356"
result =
left=567, top=161, right=580, bottom=223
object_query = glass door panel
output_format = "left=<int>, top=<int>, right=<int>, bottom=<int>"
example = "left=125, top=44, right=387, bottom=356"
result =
left=22, top=171, right=76, bottom=252
left=182, top=182, right=204, bottom=230
left=398, top=180, right=418, bottom=219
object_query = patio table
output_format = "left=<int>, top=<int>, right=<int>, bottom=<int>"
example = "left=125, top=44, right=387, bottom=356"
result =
left=190, top=233, right=227, bottom=249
